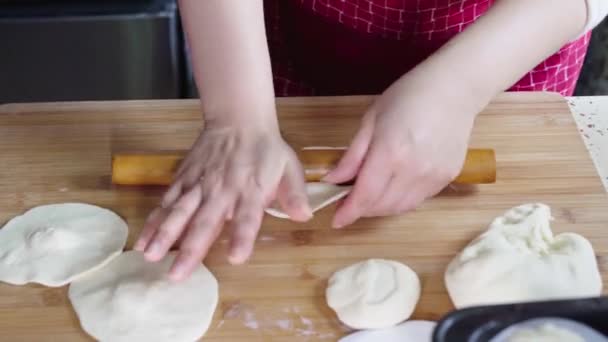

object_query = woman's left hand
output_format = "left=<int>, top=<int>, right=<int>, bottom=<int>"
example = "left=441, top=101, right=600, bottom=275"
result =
left=324, top=71, right=481, bottom=228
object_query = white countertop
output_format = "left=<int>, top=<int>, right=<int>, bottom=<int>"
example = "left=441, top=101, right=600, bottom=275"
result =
left=568, top=96, right=608, bottom=191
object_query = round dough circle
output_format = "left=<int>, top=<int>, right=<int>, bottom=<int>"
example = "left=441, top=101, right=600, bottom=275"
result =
left=445, top=203, right=602, bottom=309
left=0, top=203, right=128, bottom=286
left=326, top=259, right=421, bottom=330
left=68, top=251, right=219, bottom=342
left=265, top=182, right=351, bottom=219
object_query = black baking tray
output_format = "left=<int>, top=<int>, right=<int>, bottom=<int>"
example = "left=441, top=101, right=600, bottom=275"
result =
left=433, top=296, right=608, bottom=341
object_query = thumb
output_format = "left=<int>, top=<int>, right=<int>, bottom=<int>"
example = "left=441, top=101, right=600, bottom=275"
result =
left=323, top=113, right=375, bottom=184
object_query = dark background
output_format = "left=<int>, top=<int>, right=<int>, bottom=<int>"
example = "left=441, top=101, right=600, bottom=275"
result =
left=577, top=24, right=608, bottom=95
left=0, top=0, right=606, bottom=103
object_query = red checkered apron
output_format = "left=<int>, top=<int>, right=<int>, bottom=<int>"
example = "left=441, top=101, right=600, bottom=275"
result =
left=264, top=0, right=591, bottom=97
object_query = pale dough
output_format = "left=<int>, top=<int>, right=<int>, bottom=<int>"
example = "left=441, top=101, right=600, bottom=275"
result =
left=265, top=182, right=351, bottom=219
left=326, top=259, right=421, bottom=330
left=68, top=251, right=218, bottom=342
left=505, top=324, right=583, bottom=342
left=445, top=203, right=602, bottom=309
left=339, top=321, right=436, bottom=342
left=0, top=203, right=128, bottom=286
left=491, top=318, right=607, bottom=342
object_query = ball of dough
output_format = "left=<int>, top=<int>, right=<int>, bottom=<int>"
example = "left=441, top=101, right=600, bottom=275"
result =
left=0, top=203, right=128, bottom=286
left=68, top=251, right=218, bottom=342
left=326, top=259, right=421, bottom=330
left=445, top=203, right=602, bottom=309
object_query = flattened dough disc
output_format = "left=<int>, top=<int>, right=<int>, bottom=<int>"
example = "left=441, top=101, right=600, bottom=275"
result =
left=0, top=203, right=128, bottom=286
left=68, top=251, right=219, bottom=342
left=265, top=182, right=351, bottom=219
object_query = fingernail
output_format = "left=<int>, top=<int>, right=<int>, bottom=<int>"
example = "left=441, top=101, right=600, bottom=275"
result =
left=228, top=255, right=243, bottom=265
left=144, top=241, right=161, bottom=258
left=322, top=171, right=336, bottom=183
left=228, top=247, right=247, bottom=265
left=303, top=206, right=313, bottom=219
left=169, top=263, right=186, bottom=282
left=298, top=200, right=313, bottom=217
left=332, top=218, right=345, bottom=229
left=133, top=240, right=145, bottom=252
left=287, top=196, right=312, bottom=220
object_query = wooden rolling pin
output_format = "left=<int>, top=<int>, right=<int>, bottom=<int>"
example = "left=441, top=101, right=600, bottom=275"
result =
left=111, top=148, right=496, bottom=186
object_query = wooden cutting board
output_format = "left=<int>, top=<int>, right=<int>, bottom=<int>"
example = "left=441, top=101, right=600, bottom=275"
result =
left=0, top=92, right=606, bottom=341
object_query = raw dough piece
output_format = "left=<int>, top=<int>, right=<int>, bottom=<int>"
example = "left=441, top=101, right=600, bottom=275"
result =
left=506, top=323, right=583, bottom=342
left=68, top=251, right=218, bottom=342
left=339, top=320, right=436, bottom=342
left=445, top=203, right=602, bottom=309
left=0, top=203, right=128, bottom=286
left=490, top=318, right=607, bottom=342
left=326, top=259, right=421, bottom=329
left=265, top=182, right=351, bottom=219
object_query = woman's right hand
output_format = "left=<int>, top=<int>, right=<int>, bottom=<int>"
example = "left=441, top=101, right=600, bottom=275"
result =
left=134, top=121, right=312, bottom=281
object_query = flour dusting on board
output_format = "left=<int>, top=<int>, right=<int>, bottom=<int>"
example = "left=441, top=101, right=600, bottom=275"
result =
left=275, top=319, right=292, bottom=330
left=243, top=310, right=259, bottom=330
left=217, top=301, right=336, bottom=339
left=257, top=234, right=276, bottom=242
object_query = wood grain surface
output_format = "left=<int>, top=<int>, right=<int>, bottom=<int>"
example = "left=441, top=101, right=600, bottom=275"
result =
left=0, top=92, right=606, bottom=341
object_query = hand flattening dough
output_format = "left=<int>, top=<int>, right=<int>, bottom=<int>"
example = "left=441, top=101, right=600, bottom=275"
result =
left=0, top=203, right=127, bottom=286
left=265, top=182, right=351, bottom=219
left=68, top=251, right=218, bottom=342
left=326, top=259, right=421, bottom=330
left=445, top=203, right=602, bottom=309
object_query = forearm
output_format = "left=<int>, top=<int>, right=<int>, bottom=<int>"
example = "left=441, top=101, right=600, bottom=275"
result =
left=179, top=0, right=277, bottom=126
left=408, top=0, right=587, bottom=113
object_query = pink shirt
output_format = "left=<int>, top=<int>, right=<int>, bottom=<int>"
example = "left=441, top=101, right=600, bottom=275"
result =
left=265, top=0, right=591, bottom=97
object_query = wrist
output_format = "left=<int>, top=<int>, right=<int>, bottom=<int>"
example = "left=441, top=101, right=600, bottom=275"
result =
left=404, top=62, right=489, bottom=121
left=202, top=100, right=280, bottom=132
